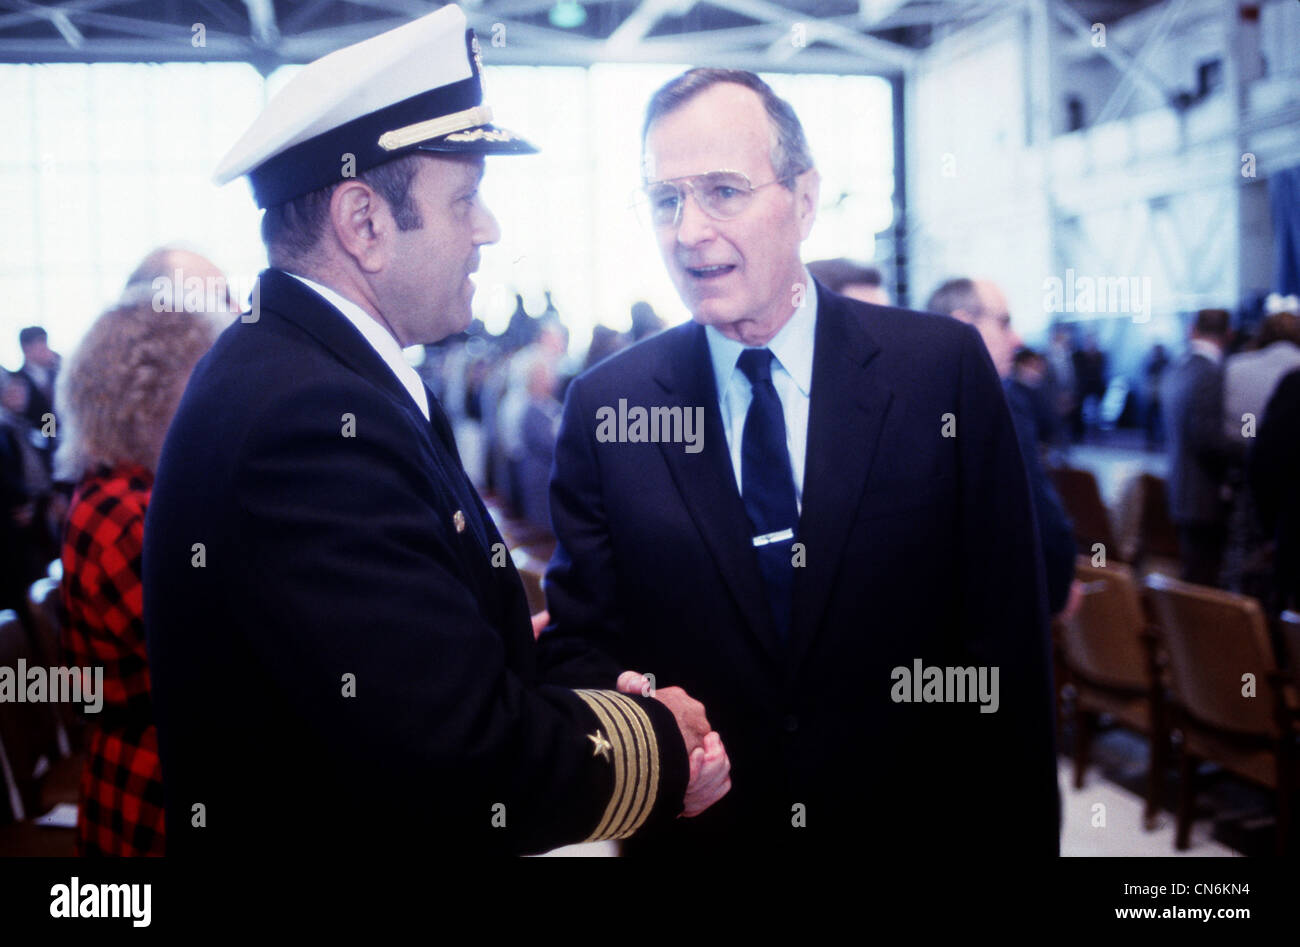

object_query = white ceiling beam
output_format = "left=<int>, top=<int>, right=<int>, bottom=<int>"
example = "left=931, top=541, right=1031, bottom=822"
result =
left=0, top=36, right=257, bottom=60
left=850, top=0, right=973, bottom=30
left=479, top=0, right=613, bottom=17
left=464, top=13, right=604, bottom=51
left=337, top=0, right=438, bottom=18
left=484, top=41, right=887, bottom=73
left=1049, top=0, right=1177, bottom=105
left=32, top=9, right=200, bottom=40
left=241, top=0, right=280, bottom=48
left=281, top=0, right=334, bottom=32
left=702, top=0, right=917, bottom=68
left=49, top=10, right=84, bottom=47
left=604, top=0, right=685, bottom=54
left=0, top=0, right=129, bottom=30
left=640, top=19, right=792, bottom=49
left=1093, top=0, right=1186, bottom=124
left=277, top=17, right=411, bottom=50
left=857, top=0, right=909, bottom=25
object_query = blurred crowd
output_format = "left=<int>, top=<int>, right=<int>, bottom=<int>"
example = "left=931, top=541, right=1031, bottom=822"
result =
left=934, top=291, right=1300, bottom=615
left=418, top=290, right=667, bottom=531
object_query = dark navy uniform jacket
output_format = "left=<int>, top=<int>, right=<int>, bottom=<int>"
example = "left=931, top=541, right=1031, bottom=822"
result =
left=538, top=284, right=1060, bottom=857
left=144, top=269, right=687, bottom=857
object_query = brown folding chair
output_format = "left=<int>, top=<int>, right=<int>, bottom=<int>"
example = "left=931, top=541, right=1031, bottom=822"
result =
left=1143, top=574, right=1299, bottom=853
left=24, top=578, right=62, bottom=668
left=26, top=577, right=81, bottom=754
left=1114, top=473, right=1182, bottom=575
left=1281, top=611, right=1300, bottom=689
left=0, top=610, right=78, bottom=855
left=1058, top=560, right=1167, bottom=828
left=1136, top=475, right=1181, bottom=560
left=1051, top=466, right=1121, bottom=563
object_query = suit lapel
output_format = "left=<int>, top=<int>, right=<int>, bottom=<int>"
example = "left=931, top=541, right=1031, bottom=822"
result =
left=255, top=268, right=489, bottom=554
left=790, top=287, right=893, bottom=670
left=651, top=324, right=784, bottom=662
left=254, top=269, right=417, bottom=413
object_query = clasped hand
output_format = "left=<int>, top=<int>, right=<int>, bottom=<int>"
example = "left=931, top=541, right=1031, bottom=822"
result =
left=617, top=671, right=731, bottom=818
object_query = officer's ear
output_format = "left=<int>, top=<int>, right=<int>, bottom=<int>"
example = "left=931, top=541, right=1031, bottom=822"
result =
left=329, top=179, right=391, bottom=274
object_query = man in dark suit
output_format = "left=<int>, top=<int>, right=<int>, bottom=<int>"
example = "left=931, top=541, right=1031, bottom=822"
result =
left=15, top=326, right=57, bottom=477
left=1162, top=308, right=1241, bottom=586
left=0, top=371, right=44, bottom=615
left=144, top=7, right=727, bottom=859
left=926, top=277, right=1078, bottom=618
left=537, top=69, right=1059, bottom=856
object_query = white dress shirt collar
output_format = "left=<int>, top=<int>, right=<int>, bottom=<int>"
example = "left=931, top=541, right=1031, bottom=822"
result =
left=1188, top=338, right=1223, bottom=366
left=705, top=273, right=817, bottom=400
left=286, top=272, right=430, bottom=421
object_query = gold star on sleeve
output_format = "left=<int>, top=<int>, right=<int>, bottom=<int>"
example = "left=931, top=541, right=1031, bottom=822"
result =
left=573, top=690, right=662, bottom=841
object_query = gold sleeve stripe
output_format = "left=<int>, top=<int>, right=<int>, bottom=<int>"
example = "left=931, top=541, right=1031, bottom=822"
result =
left=574, top=689, right=662, bottom=841
left=598, top=690, right=659, bottom=839
left=602, top=691, right=660, bottom=839
left=573, top=690, right=630, bottom=841
left=586, top=690, right=654, bottom=839
left=580, top=691, right=638, bottom=840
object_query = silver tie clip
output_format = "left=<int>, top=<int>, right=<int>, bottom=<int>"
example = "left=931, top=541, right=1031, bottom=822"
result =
left=752, top=528, right=795, bottom=547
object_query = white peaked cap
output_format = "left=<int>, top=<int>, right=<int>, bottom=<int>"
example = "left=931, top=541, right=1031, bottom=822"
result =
left=214, top=4, right=535, bottom=208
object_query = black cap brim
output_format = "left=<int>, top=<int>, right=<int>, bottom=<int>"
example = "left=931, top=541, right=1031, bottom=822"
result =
left=414, top=123, right=538, bottom=155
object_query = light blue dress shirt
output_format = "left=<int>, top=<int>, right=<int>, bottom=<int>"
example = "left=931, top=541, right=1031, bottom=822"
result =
left=705, top=274, right=816, bottom=512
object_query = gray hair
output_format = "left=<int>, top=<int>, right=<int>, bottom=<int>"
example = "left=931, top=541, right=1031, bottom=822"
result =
left=807, top=258, right=883, bottom=294
left=925, top=277, right=982, bottom=319
left=642, top=68, right=814, bottom=187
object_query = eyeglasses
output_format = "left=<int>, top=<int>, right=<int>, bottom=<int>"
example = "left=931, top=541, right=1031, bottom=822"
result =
left=637, top=170, right=792, bottom=228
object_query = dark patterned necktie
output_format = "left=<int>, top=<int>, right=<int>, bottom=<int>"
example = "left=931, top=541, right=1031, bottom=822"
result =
left=736, top=348, right=798, bottom=643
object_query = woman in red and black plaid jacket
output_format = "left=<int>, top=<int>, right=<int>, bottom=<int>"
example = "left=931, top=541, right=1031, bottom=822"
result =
left=56, top=259, right=224, bottom=856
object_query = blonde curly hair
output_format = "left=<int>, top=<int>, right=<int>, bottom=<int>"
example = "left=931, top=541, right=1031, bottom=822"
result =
left=55, top=294, right=223, bottom=480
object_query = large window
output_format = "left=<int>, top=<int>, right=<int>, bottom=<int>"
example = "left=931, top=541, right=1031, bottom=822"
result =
left=0, top=61, right=893, bottom=368
left=0, top=62, right=267, bottom=368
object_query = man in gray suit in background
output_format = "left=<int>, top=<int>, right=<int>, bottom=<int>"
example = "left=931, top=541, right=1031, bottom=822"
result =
left=1163, top=308, right=1242, bottom=586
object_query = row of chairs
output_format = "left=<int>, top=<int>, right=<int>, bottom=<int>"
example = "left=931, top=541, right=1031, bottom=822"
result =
left=1058, top=560, right=1300, bottom=852
left=0, top=567, right=82, bottom=855
left=1052, top=467, right=1181, bottom=575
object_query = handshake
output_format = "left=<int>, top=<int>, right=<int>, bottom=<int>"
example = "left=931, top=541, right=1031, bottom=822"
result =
left=616, top=671, right=731, bottom=818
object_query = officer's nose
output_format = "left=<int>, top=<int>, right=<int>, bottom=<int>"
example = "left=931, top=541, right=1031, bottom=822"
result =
left=475, top=197, right=502, bottom=246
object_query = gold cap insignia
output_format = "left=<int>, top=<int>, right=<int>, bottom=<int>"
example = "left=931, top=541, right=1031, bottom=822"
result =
left=472, top=34, right=486, bottom=97
left=443, top=127, right=513, bottom=143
